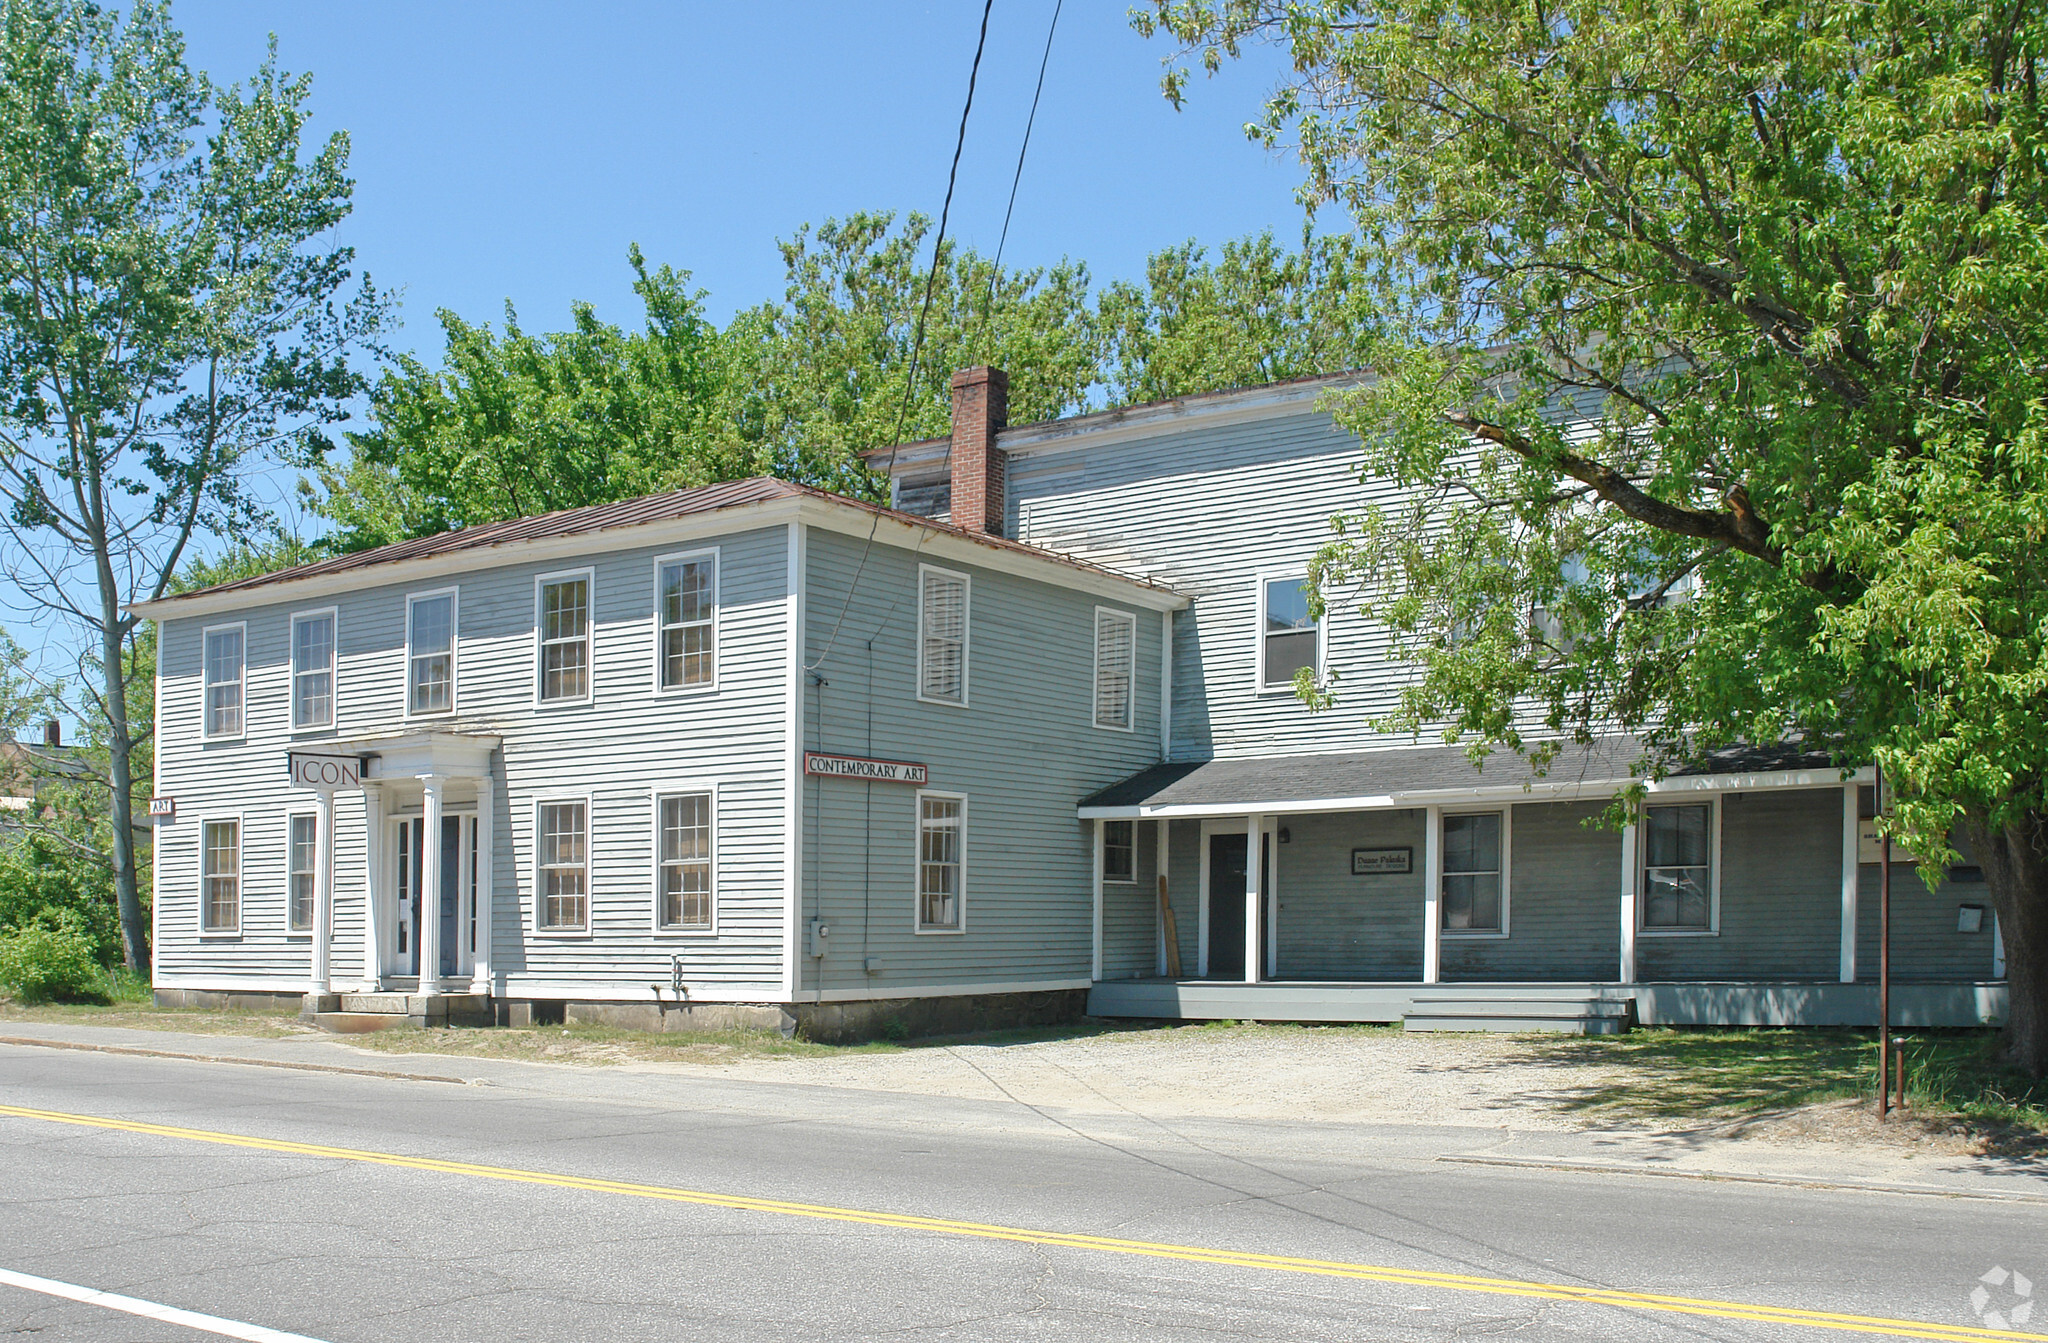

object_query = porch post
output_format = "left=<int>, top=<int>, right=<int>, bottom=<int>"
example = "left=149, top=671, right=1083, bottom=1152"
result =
left=1245, top=814, right=1264, bottom=985
left=1422, top=805, right=1442, bottom=984
left=310, top=789, right=334, bottom=997
left=418, top=775, right=445, bottom=995
left=1090, top=818, right=1105, bottom=982
left=1619, top=818, right=1639, bottom=984
left=361, top=783, right=386, bottom=990
left=1839, top=782, right=1859, bottom=983
left=1155, top=820, right=1170, bottom=977
left=473, top=774, right=495, bottom=996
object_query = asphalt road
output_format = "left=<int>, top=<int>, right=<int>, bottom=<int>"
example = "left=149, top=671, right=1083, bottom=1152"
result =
left=0, top=1041, right=2039, bottom=1342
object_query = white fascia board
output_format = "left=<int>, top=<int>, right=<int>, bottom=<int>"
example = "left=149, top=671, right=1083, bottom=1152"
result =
left=494, top=978, right=790, bottom=1003
left=995, top=375, right=1372, bottom=461
left=793, top=497, right=1187, bottom=611
left=1075, top=763, right=1875, bottom=819
left=127, top=496, right=808, bottom=622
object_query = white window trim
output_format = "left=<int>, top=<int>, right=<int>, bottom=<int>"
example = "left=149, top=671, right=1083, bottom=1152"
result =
left=1102, top=817, right=1139, bottom=885
left=650, top=783, right=718, bottom=936
left=1638, top=797, right=1723, bottom=937
left=1440, top=807, right=1512, bottom=939
left=196, top=812, right=244, bottom=938
left=1253, top=572, right=1325, bottom=697
left=913, top=788, right=968, bottom=935
left=1092, top=605, right=1139, bottom=733
left=200, top=621, right=248, bottom=741
left=288, top=607, right=339, bottom=733
left=650, top=547, right=721, bottom=696
left=284, top=805, right=320, bottom=938
left=404, top=587, right=460, bottom=719
left=533, top=567, right=597, bottom=708
left=531, top=793, right=593, bottom=938
left=916, top=563, right=971, bottom=708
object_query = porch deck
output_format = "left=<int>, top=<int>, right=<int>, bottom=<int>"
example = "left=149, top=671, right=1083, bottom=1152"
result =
left=1087, top=978, right=2008, bottom=1028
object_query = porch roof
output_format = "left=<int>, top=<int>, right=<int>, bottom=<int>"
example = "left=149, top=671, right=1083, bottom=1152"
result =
left=1076, top=737, right=1851, bottom=818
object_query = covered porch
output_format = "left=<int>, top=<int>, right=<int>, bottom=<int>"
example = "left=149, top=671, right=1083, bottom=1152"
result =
left=1079, top=740, right=2006, bottom=1029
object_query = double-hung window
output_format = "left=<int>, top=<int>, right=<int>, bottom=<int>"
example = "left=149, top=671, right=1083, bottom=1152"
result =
left=288, top=814, right=318, bottom=932
left=537, top=572, right=592, bottom=703
left=291, top=610, right=336, bottom=730
left=656, top=553, right=716, bottom=690
left=201, top=819, right=241, bottom=933
left=202, top=625, right=245, bottom=738
left=407, top=591, right=456, bottom=715
left=1260, top=577, right=1319, bottom=690
left=656, top=791, right=713, bottom=931
left=917, top=792, right=965, bottom=931
left=918, top=566, right=969, bottom=705
left=536, top=801, right=588, bottom=932
left=1093, top=607, right=1136, bottom=731
left=1643, top=803, right=1714, bottom=931
left=1102, top=818, right=1135, bottom=884
left=1441, top=812, right=1505, bottom=934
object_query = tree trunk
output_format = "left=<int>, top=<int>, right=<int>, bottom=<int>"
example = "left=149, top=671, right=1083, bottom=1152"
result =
left=1969, top=808, right=2048, bottom=1077
left=99, top=597, right=147, bottom=975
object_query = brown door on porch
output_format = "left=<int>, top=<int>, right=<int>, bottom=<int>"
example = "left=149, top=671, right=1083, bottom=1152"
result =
left=1208, top=833, right=1247, bottom=979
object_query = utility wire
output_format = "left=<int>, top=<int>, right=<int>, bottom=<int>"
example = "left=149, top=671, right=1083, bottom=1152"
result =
left=979, top=0, right=1063, bottom=332
left=806, top=0, right=997, bottom=675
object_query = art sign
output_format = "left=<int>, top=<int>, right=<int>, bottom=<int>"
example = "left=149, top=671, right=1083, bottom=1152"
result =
left=803, top=751, right=928, bottom=785
left=1352, top=846, right=1413, bottom=875
left=148, top=797, right=176, bottom=822
left=287, top=751, right=363, bottom=792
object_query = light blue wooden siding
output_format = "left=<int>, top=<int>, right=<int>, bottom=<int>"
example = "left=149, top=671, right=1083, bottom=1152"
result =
left=152, top=525, right=792, bottom=996
left=1165, top=818, right=1202, bottom=975
left=1443, top=802, right=1620, bottom=981
left=1274, top=810, right=1425, bottom=980
left=1856, top=868, right=1999, bottom=981
left=1637, top=789, right=1842, bottom=981
left=1007, top=408, right=1431, bottom=761
left=1100, top=820, right=1162, bottom=979
left=800, top=528, right=1163, bottom=994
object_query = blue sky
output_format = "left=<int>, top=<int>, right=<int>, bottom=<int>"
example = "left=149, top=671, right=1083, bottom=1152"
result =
left=176, top=1, right=1313, bottom=351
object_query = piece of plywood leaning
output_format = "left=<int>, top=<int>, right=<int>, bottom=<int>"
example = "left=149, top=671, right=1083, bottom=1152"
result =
left=1159, top=874, right=1182, bottom=978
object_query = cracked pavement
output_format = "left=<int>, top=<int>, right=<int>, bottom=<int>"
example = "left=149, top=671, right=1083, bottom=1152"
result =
left=0, top=1039, right=2040, bottom=1341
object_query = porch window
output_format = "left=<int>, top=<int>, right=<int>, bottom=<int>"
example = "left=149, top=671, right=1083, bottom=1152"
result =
left=201, top=819, right=240, bottom=933
left=291, top=611, right=335, bottom=729
left=407, top=591, right=456, bottom=715
left=657, top=791, right=713, bottom=930
left=1643, top=804, right=1712, bottom=929
left=1093, top=608, right=1136, bottom=730
left=537, top=801, right=588, bottom=932
left=657, top=553, right=716, bottom=689
left=537, top=574, right=591, bottom=702
left=202, top=625, right=245, bottom=738
left=1442, top=812, right=1504, bottom=933
left=919, top=566, right=969, bottom=705
left=1261, top=578, right=1319, bottom=689
left=288, top=814, right=317, bottom=932
left=1102, top=819, right=1135, bottom=883
left=917, top=792, right=964, bottom=931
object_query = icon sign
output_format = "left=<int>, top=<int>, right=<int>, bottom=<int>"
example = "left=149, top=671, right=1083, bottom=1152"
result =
left=287, top=752, right=362, bottom=792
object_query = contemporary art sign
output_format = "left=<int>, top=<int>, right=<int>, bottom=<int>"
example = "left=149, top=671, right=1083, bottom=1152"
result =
left=287, top=751, right=363, bottom=792
left=803, top=751, right=928, bottom=785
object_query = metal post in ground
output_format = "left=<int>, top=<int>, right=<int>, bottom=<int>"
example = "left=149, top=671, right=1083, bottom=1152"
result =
left=1878, top=762, right=1892, bottom=1121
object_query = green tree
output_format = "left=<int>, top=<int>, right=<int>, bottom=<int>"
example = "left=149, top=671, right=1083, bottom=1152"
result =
left=0, top=0, right=389, bottom=972
left=1142, top=0, right=2048, bottom=1070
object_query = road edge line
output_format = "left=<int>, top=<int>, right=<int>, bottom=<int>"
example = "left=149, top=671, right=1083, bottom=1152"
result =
left=1438, top=1153, right=2048, bottom=1204
left=0, top=1035, right=478, bottom=1086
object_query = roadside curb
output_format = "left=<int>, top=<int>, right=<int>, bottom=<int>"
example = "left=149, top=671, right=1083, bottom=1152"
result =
left=0, top=1034, right=486, bottom=1087
left=1439, top=1152, right=2048, bottom=1204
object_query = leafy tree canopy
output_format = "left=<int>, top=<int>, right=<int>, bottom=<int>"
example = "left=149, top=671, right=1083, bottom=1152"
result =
left=1139, top=0, right=2048, bottom=1068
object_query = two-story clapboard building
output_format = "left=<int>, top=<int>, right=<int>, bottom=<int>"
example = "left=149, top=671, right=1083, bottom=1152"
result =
left=137, top=366, right=2005, bottom=1035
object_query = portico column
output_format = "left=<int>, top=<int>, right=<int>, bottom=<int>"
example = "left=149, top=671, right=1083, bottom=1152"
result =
left=1839, top=782, right=1859, bottom=983
left=472, top=774, right=495, bottom=996
left=310, top=790, right=334, bottom=997
left=1422, top=805, right=1443, bottom=984
left=418, top=775, right=445, bottom=994
left=1619, top=818, right=1639, bottom=984
left=362, top=783, right=386, bottom=990
left=1244, top=814, right=1263, bottom=985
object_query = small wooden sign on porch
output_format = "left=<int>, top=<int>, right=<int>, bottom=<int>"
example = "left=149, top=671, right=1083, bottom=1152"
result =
left=1352, top=846, right=1412, bottom=875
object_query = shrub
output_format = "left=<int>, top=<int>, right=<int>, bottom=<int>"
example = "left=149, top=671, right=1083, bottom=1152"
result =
left=0, top=831, right=122, bottom=967
left=0, top=912, right=110, bottom=1004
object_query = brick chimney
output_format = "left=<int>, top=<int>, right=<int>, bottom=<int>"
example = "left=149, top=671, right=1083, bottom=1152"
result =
left=949, top=366, right=1009, bottom=537
left=42, top=720, right=60, bottom=749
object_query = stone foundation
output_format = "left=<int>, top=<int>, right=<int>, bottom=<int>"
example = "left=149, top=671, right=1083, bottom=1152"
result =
left=560, top=1000, right=788, bottom=1034
left=154, top=988, right=306, bottom=1012
left=788, top=988, right=1089, bottom=1044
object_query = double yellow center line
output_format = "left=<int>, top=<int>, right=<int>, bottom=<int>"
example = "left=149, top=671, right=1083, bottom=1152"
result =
left=0, top=1102, right=2033, bottom=1342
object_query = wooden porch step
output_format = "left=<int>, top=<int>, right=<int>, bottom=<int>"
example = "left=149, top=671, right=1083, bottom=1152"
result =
left=1403, top=995, right=1632, bottom=1035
